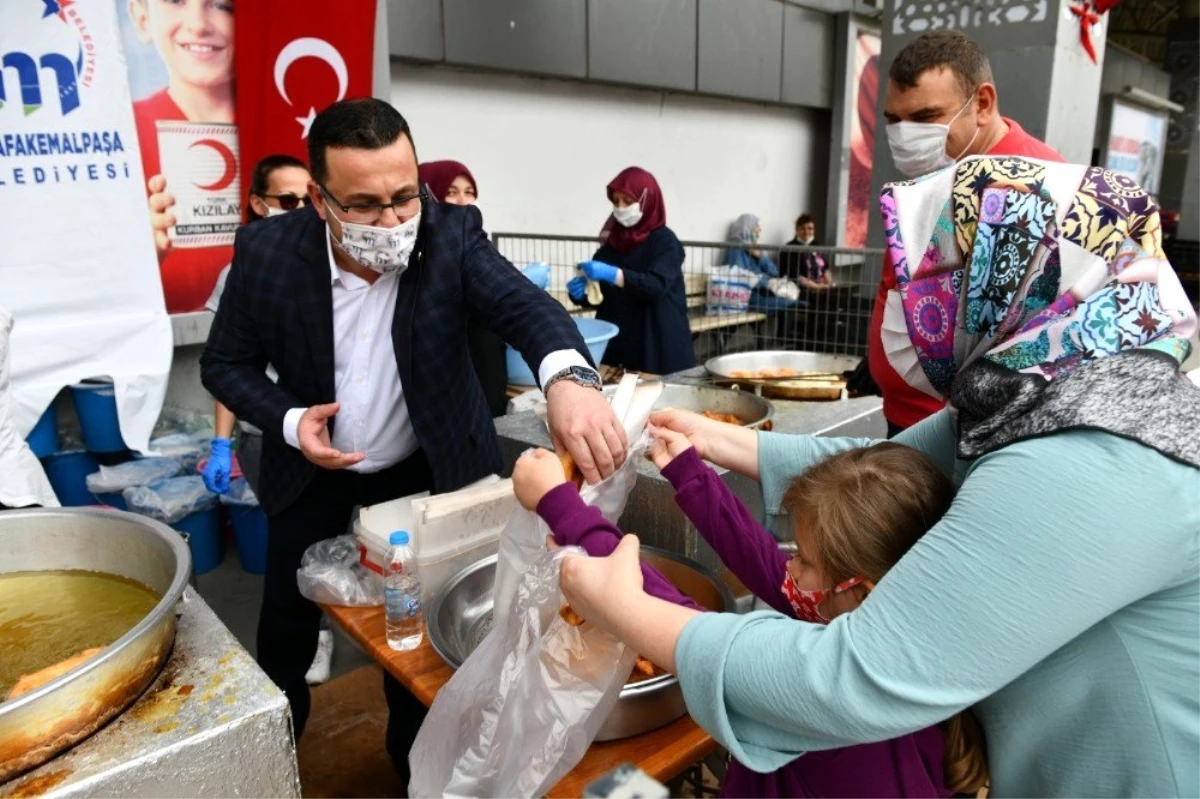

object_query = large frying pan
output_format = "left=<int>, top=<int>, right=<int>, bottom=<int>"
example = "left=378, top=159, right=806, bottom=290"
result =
left=705, top=351, right=861, bottom=400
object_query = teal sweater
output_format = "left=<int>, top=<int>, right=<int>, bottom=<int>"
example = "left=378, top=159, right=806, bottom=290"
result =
left=676, top=410, right=1200, bottom=797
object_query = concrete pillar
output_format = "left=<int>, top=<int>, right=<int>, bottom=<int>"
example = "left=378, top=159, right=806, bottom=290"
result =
left=867, top=0, right=1108, bottom=244
left=1161, top=0, right=1199, bottom=237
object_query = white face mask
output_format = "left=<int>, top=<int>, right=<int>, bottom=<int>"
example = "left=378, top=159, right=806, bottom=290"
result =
left=886, top=95, right=979, bottom=178
left=326, top=202, right=420, bottom=276
left=265, top=205, right=288, bottom=217
left=612, top=202, right=642, bottom=228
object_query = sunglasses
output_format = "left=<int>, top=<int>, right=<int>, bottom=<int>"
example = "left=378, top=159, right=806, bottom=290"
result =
left=261, top=193, right=311, bottom=211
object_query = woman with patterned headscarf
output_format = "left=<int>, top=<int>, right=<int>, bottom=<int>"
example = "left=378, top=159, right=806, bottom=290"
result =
left=568, top=167, right=694, bottom=374
left=557, top=156, right=1199, bottom=797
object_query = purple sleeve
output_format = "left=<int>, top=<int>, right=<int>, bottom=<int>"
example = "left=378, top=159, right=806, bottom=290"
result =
left=536, top=484, right=704, bottom=611
left=661, top=448, right=795, bottom=616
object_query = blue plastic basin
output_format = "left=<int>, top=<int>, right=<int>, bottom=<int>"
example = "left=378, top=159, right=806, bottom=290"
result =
left=505, top=318, right=619, bottom=387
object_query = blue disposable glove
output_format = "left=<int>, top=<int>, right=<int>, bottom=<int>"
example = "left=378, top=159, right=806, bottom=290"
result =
left=521, top=262, right=551, bottom=290
left=567, top=276, right=588, bottom=302
left=579, top=260, right=619, bottom=284
left=202, top=437, right=233, bottom=494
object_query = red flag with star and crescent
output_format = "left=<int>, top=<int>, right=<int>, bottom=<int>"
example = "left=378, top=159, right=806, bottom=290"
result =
left=234, top=1, right=377, bottom=216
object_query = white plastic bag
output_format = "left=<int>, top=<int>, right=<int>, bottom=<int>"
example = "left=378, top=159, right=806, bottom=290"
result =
left=766, top=276, right=801, bottom=301
left=408, top=548, right=637, bottom=798
left=706, top=265, right=759, bottom=314
left=296, top=534, right=383, bottom=606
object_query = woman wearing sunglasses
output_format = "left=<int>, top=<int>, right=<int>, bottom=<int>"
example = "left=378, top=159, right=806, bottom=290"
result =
left=244, top=155, right=313, bottom=220
left=203, top=153, right=313, bottom=496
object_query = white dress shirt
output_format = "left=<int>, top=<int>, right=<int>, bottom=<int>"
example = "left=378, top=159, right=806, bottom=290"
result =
left=283, top=230, right=587, bottom=473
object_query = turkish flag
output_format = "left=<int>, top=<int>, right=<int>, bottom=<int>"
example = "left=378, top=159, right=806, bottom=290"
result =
left=234, top=0, right=377, bottom=214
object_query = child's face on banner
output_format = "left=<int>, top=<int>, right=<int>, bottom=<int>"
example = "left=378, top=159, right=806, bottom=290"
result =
left=130, top=0, right=234, bottom=91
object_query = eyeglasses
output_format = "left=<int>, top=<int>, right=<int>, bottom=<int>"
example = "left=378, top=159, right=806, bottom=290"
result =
left=318, top=182, right=423, bottom=226
left=261, top=193, right=311, bottom=211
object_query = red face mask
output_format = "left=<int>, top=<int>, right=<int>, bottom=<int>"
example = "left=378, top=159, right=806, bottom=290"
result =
left=781, top=572, right=865, bottom=624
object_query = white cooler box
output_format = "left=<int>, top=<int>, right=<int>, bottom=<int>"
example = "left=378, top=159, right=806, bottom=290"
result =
left=353, top=475, right=516, bottom=604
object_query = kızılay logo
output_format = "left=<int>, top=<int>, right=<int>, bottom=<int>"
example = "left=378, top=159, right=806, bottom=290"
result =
left=0, top=0, right=96, bottom=117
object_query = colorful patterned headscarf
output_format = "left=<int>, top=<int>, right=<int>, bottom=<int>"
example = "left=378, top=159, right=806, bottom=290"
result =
left=879, top=156, right=1199, bottom=465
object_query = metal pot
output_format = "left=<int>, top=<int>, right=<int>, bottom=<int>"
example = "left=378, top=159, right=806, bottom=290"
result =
left=603, top=383, right=774, bottom=429
left=427, top=547, right=735, bottom=741
left=0, top=508, right=191, bottom=782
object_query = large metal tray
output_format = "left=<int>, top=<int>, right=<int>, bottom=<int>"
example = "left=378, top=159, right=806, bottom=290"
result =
left=0, top=508, right=191, bottom=782
left=705, top=350, right=861, bottom=400
left=427, top=548, right=735, bottom=741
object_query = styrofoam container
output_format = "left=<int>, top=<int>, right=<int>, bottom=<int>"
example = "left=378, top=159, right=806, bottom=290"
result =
left=353, top=475, right=516, bottom=604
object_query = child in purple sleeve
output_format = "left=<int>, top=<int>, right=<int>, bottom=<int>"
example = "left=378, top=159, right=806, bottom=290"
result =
left=511, top=448, right=703, bottom=611
left=512, top=432, right=989, bottom=798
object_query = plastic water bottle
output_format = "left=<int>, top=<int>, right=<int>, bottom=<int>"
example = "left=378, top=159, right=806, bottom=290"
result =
left=384, top=530, right=423, bottom=651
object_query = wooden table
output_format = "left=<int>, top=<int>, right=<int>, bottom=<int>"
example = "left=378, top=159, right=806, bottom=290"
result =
left=323, top=604, right=717, bottom=797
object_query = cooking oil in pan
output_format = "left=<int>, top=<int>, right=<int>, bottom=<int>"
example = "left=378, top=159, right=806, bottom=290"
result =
left=0, top=570, right=160, bottom=700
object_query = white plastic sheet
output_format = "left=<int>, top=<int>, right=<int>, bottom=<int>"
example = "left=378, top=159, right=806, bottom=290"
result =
left=0, top=3, right=171, bottom=452
left=408, top=548, right=637, bottom=798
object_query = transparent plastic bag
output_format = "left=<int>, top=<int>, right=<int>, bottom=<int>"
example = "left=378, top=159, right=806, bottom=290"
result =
left=408, top=548, right=636, bottom=798
left=86, top=457, right=183, bottom=494
left=150, top=432, right=212, bottom=471
left=123, top=475, right=217, bottom=524
left=491, top=432, right=649, bottom=634
left=219, top=477, right=259, bottom=507
left=296, top=534, right=383, bottom=607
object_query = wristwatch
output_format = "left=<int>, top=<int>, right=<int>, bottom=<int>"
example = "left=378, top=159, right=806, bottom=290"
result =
left=544, top=365, right=603, bottom=393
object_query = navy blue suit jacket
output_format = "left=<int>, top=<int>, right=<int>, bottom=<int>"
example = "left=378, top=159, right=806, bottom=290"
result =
left=200, top=202, right=589, bottom=516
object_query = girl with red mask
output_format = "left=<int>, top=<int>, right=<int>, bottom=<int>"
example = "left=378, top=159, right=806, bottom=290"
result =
left=512, top=429, right=981, bottom=798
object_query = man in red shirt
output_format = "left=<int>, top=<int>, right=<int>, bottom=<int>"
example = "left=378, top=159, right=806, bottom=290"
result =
left=868, top=31, right=1064, bottom=435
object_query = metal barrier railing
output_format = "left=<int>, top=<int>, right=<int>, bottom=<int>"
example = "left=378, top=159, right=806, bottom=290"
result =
left=492, top=232, right=886, bottom=363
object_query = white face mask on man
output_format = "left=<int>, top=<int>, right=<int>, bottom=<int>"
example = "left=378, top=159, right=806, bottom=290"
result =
left=325, top=201, right=421, bottom=276
left=886, top=94, right=980, bottom=178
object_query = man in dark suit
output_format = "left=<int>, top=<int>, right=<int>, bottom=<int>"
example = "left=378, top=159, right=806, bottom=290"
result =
left=200, top=98, right=626, bottom=775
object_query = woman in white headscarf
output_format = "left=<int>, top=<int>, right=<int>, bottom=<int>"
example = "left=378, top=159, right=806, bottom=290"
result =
left=725, top=213, right=800, bottom=317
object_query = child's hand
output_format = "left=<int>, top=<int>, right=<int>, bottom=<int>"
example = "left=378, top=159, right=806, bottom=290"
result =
left=647, top=424, right=693, bottom=470
left=146, top=174, right=176, bottom=259
left=513, top=448, right=571, bottom=511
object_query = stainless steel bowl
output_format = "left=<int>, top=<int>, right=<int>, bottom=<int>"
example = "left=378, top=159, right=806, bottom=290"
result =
left=602, top=383, right=774, bottom=429
left=0, top=508, right=191, bottom=781
left=427, top=547, right=735, bottom=741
